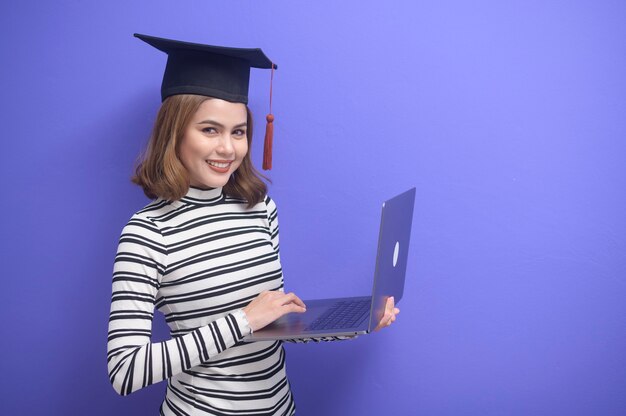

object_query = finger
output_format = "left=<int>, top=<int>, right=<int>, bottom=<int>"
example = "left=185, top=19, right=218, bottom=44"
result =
left=394, top=308, right=400, bottom=314
left=385, top=298, right=395, bottom=314
left=283, top=292, right=306, bottom=309
left=283, top=302, right=307, bottom=314
left=375, top=317, right=391, bottom=331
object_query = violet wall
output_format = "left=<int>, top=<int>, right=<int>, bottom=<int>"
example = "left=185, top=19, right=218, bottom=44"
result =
left=1, top=1, right=625, bottom=415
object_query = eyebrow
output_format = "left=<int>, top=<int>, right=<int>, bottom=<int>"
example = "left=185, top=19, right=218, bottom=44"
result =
left=196, top=119, right=247, bottom=129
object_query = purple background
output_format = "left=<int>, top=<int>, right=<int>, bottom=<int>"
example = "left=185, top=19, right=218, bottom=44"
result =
left=1, top=1, right=625, bottom=415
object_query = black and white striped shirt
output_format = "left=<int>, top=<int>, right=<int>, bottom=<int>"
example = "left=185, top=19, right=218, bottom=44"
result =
left=107, top=186, right=296, bottom=415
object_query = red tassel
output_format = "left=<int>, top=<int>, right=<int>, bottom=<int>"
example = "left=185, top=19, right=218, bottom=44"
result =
left=263, top=114, right=274, bottom=170
left=262, top=63, right=276, bottom=170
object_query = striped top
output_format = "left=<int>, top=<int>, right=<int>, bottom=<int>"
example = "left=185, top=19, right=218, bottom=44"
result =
left=107, top=186, right=295, bottom=415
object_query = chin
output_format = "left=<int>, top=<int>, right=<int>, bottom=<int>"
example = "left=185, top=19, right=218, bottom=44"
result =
left=196, top=176, right=230, bottom=189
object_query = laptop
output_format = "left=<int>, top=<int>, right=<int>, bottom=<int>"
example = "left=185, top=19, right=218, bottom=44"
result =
left=244, top=187, right=416, bottom=342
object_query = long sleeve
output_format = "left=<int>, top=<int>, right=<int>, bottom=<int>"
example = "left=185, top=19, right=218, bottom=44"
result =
left=265, top=195, right=281, bottom=261
left=107, top=214, right=251, bottom=396
left=264, top=196, right=357, bottom=344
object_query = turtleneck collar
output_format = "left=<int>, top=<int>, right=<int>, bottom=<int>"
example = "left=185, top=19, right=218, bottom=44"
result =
left=180, top=185, right=224, bottom=205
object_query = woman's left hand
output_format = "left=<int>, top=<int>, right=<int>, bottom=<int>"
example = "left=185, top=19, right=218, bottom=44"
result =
left=374, top=296, right=400, bottom=331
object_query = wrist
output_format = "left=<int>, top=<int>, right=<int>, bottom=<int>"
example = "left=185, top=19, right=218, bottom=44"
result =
left=239, top=308, right=253, bottom=334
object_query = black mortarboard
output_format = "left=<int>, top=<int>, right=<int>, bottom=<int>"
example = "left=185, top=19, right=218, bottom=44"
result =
left=134, top=33, right=276, bottom=103
left=134, top=33, right=278, bottom=169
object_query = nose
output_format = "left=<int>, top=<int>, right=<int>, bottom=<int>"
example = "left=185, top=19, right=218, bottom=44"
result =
left=216, top=134, right=235, bottom=156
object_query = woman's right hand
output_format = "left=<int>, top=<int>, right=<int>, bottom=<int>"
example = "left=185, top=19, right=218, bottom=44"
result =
left=243, top=291, right=307, bottom=332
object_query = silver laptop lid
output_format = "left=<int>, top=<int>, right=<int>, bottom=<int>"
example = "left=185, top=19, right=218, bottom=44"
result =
left=367, top=187, right=416, bottom=331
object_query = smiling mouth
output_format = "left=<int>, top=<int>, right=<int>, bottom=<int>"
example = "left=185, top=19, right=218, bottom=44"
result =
left=207, top=161, right=232, bottom=168
left=206, top=160, right=233, bottom=173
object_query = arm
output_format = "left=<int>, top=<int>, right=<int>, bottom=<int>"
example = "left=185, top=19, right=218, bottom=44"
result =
left=107, top=215, right=251, bottom=396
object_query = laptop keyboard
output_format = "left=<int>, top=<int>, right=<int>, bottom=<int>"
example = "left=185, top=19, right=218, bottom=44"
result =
left=305, top=299, right=371, bottom=331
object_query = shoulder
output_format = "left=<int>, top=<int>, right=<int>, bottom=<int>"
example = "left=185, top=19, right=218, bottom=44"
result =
left=263, top=194, right=276, bottom=208
left=262, top=195, right=280, bottom=228
left=115, top=201, right=170, bottom=260
left=120, top=198, right=176, bottom=240
left=263, top=194, right=278, bottom=214
left=135, top=198, right=180, bottom=219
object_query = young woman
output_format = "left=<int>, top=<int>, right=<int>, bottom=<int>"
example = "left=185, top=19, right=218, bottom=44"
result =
left=107, top=34, right=399, bottom=415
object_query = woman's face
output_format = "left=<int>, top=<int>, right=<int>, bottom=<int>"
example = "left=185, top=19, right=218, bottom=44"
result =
left=179, top=98, right=248, bottom=189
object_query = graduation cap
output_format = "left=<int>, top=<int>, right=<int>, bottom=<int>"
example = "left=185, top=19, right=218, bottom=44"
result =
left=135, top=33, right=278, bottom=170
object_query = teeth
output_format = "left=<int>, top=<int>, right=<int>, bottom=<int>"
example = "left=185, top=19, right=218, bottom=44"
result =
left=208, top=161, right=230, bottom=168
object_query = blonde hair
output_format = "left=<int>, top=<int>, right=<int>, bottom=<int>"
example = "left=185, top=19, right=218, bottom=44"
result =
left=132, top=94, right=268, bottom=207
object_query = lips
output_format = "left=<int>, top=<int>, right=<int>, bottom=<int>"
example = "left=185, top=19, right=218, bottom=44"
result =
left=206, top=160, right=233, bottom=174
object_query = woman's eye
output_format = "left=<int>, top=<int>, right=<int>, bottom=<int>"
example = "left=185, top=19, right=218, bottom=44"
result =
left=233, top=129, right=246, bottom=137
left=202, top=127, right=217, bottom=134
